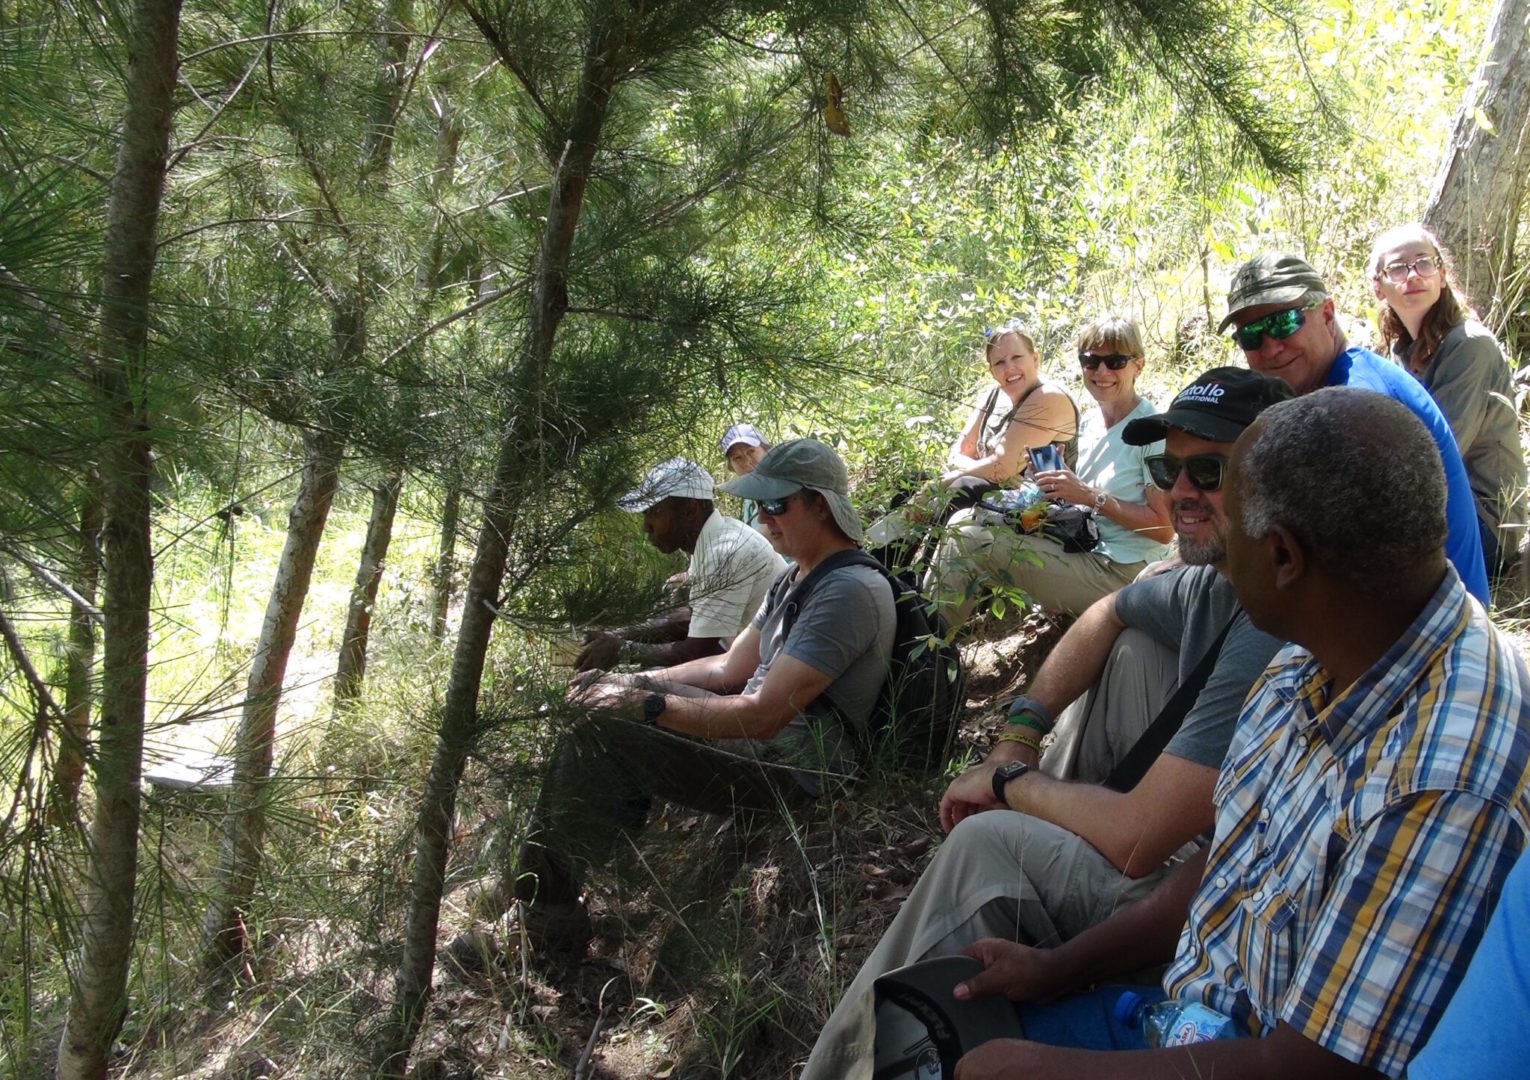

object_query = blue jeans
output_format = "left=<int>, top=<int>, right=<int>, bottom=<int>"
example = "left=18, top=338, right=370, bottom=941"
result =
left=1017, top=985, right=1165, bottom=1051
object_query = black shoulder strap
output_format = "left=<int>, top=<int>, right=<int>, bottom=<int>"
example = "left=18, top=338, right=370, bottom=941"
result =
left=979, top=385, right=1002, bottom=426
left=1104, top=613, right=1239, bottom=794
left=773, top=549, right=883, bottom=639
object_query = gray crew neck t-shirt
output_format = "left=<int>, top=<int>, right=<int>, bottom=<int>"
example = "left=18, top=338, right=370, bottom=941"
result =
left=747, top=562, right=896, bottom=790
left=1112, top=564, right=1283, bottom=768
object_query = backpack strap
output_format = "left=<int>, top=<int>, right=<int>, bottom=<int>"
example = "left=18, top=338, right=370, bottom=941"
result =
left=774, top=548, right=882, bottom=639
left=1103, top=613, right=1238, bottom=793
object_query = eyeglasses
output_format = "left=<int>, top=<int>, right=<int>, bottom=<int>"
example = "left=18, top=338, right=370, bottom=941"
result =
left=1377, top=256, right=1440, bottom=285
left=1078, top=352, right=1132, bottom=371
left=754, top=492, right=802, bottom=517
left=1230, top=304, right=1316, bottom=351
left=1145, top=453, right=1229, bottom=492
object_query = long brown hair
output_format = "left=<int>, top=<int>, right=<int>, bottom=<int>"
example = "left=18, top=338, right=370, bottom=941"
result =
left=1368, top=223, right=1468, bottom=370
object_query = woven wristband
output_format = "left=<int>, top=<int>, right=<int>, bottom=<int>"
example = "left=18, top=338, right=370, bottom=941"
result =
left=996, top=729, right=1042, bottom=751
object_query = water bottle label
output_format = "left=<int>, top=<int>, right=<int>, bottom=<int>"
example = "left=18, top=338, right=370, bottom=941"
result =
left=1161, top=1003, right=1237, bottom=1046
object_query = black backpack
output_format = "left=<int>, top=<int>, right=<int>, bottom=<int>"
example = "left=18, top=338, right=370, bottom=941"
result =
left=766, top=549, right=966, bottom=773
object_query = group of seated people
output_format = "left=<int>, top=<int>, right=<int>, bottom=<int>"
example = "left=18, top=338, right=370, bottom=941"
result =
left=508, top=232, right=1530, bottom=1079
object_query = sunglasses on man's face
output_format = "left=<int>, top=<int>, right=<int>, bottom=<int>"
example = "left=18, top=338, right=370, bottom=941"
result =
left=1078, top=352, right=1132, bottom=371
left=1145, top=453, right=1229, bottom=493
left=1230, top=304, right=1315, bottom=351
left=754, top=492, right=802, bottom=517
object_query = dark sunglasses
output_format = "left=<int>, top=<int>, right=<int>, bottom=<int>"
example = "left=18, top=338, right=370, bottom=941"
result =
left=1145, top=453, right=1229, bottom=492
left=1230, top=304, right=1315, bottom=351
left=1078, top=352, right=1132, bottom=371
left=754, top=492, right=802, bottom=517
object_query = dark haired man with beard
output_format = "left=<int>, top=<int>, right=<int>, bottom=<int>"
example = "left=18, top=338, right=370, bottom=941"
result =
left=802, top=368, right=1294, bottom=1080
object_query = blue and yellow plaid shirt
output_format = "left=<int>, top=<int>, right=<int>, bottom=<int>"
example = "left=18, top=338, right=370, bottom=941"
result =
left=1164, top=567, right=1530, bottom=1076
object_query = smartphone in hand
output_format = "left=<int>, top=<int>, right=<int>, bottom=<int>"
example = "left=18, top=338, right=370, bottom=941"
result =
left=1027, top=444, right=1063, bottom=474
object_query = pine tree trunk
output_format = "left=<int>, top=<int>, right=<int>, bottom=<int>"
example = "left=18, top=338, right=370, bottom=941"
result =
left=54, top=471, right=103, bottom=812
left=429, top=482, right=461, bottom=642
left=333, top=467, right=404, bottom=708
left=1423, top=0, right=1530, bottom=323
left=55, top=0, right=182, bottom=1075
left=375, top=23, right=628, bottom=1076
left=199, top=430, right=341, bottom=974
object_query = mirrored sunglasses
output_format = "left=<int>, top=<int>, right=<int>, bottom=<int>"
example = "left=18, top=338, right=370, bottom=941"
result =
left=1078, top=352, right=1132, bottom=371
left=1230, top=305, right=1313, bottom=351
left=1145, top=453, right=1229, bottom=493
left=1379, top=256, right=1439, bottom=285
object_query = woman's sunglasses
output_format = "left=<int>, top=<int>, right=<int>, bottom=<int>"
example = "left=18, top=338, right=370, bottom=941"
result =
left=1144, top=453, right=1229, bottom=492
left=1078, top=352, right=1132, bottom=371
left=1230, top=304, right=1315, bottom=351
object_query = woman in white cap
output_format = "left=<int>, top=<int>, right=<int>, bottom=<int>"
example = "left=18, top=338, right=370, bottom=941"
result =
left=720, top=423, right=772, bottom=529
left=1369, top=223, right=1526, bottom=574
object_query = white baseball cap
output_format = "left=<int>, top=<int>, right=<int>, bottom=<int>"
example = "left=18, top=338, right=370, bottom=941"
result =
left=617, top=457, right=715, bottom=511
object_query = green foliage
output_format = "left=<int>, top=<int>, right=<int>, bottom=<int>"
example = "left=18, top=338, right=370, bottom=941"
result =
left=0, top=0, right=1517, bottom=1071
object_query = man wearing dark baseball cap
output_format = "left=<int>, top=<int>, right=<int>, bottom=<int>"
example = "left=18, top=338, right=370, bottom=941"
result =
left=1220, top=251, right=1489, bottom=601
left=512, top=439, right=895, bottom=951
left=803, top=369, right=1293, bottom=1079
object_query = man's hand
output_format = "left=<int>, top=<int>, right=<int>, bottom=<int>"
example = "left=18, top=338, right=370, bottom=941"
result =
left=939, top=761, right=1004, bottom=833
left=565, top=672, right=643, bottom=719
left=954, top=938, right=1060, bottom=1004
left=953, top=1038, right=1043, bottom=1080
left=574, top=630, right=623, bottom=673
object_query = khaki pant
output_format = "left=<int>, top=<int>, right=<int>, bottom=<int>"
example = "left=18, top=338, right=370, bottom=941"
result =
left=799, top=629, right=1181, bottom=1080
left=923, top=507, right=1143, bottom=630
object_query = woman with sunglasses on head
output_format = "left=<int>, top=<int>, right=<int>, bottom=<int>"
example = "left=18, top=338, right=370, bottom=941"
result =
left=1369, top=223, right=1527, bottom=574
left=925, top=314, right=1173, bottom=629
left=865, top=320, right=1078, bottom=570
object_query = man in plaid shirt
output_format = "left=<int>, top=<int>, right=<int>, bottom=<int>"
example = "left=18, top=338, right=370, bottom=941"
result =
left=949, top=388, right=1530, bottom=1080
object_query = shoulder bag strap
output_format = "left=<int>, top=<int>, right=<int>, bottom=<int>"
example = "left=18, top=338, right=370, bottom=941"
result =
left=1103, top=613, right=1239, bottom=794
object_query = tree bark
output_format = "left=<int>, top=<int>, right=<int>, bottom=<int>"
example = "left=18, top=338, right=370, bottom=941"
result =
left=55, top=0, right=182, bottom=1075
left=53, top=470, right=104, bottom=813
left=429, top=481, right=461, bottom=642
left=199, top=430, right=341, bottom=974
left=1423, top=0, right=1530, bottom=324
left=333, top=466, right=404, bottom=708
left=376, top=22, right=628, bottom=1076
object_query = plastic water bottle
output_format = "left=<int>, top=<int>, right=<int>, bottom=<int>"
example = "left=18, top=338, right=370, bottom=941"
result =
left=1113, top=991, right=1240, bottom=1047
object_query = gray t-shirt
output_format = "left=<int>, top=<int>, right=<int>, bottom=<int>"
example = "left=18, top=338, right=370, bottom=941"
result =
left=1112, top=564, right=1282, bottom=769
left=747, top=562, right=896, bottom=787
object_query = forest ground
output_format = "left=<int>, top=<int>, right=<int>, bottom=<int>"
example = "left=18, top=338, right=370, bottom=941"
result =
left=107, top=585, right=1530, bottom=1080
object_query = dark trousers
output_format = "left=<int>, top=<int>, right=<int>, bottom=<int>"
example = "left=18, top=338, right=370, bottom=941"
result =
left=514, top=714, right=814, bottom=907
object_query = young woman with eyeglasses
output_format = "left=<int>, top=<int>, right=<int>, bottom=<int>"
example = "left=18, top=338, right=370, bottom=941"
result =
left=1369, top=223, right=1526, bottom=573
left=924, top=314, right=1173, bottom=629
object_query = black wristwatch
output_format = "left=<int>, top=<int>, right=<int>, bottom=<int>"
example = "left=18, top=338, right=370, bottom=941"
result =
left=992, top=760, right=1030, bottom=803
left=642, top=692, right=668, bottom=726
